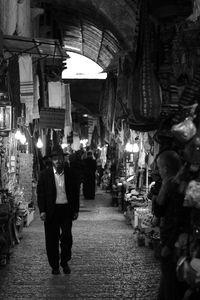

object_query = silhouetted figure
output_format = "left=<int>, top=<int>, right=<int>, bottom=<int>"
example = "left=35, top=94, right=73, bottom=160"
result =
left=154, top=150, right=190, bottom=300
left=82, top=150, right=97, bottom=200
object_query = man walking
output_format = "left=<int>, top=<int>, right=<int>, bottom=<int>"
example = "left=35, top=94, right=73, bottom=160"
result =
left=37, top=146, right=80, bottom=275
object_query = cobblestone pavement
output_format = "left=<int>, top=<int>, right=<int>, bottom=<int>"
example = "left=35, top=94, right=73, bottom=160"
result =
left=0, top=189, right=160, bottom=300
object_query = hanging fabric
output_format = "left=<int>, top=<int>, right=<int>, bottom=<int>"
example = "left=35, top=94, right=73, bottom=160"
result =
left=115, top=56, right=130, bottom=120
left=99, top=72, right=116, bottom=133
left=90, top=126, right=99, bottom=149
left=63, top=83, right=72, bottom=138
left=48, top=81, right=62, bottom=107
left=8, top=56, right=21, bottom=124
left=32, top=74, right=40, bottom=120
left=18, top=54, right=34, bottom=125
left=129, top=0, right=162, bottom=131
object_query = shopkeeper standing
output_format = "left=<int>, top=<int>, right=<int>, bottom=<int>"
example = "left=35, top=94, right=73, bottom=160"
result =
left=37, top=146, right=80, bottom=275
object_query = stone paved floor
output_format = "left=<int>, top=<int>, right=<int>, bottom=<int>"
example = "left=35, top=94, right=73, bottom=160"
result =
left=0, top=189, right=160, bottom=300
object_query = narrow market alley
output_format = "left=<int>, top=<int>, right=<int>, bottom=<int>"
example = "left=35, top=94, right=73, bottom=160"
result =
left=0, top=189, right=160, bottom=300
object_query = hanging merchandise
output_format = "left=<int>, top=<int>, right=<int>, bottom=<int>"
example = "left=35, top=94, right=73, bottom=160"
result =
left=32, top=74, right=40, bottom=120
left=184, top=117, right=200, bottom=165
left=18, top=54, right=34, bottom=125
left=179, top=70, right=200, bottom=107
left=99, top=72, right=116, bottom=133
left=115, top=56, right=131, bottom=121
left=90, top=126, right=99, bottom=150
left=63, top=83, right=72, bottom=138
left=18, top=152, right=33, bottom=204
left=171, top=117, right=197, bottom=143
left=184, top=180, right=200, bottom=208
left=188, top=0, right=200, bottom=21
left=128, top=0, right=162, bottom=131
left=48, top=81, right=62, bottom=108
left=138, top=133, right=146, bottom=168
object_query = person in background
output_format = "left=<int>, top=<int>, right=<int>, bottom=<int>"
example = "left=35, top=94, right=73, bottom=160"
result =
left=63, top=152, right=70, bottom=167
left=82, top=150, right=97, bottom=200
left=96, top=155, right=104, bottom=187
left=41, top=155, right=52, bottom=170
left=154, top=150, right=189, bottom=300
left=37, top=146, right=80, bottom=275
left=69, top=149, right=85, bottom=200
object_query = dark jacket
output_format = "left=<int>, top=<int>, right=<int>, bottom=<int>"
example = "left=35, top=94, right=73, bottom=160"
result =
left=37, top=164, right=80, bottom=221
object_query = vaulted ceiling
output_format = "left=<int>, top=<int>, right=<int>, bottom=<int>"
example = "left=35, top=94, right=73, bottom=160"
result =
left=37, top=0, right=193, bottom=71
left=34, top=0, right=193, bottom=117
left=38, top=0, right=139, bottom=71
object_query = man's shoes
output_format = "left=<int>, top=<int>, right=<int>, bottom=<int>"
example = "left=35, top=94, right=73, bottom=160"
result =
left=63, top=264, right=71, bottom=274
left=52, top=268, right=60, bottom=275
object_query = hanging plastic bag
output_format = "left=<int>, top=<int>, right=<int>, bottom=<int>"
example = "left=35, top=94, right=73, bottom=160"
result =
left=184, top=180, right=200, bottom=208
left=171, top=117, right=197, bottom=143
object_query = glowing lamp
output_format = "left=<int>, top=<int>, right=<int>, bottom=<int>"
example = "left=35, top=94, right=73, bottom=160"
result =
left=20, top=134, right=26, bottom=145
left=80, top=139, right=88, bottom=148
left=125, top=142, right=139, bottom=153
left=132, top=143, right=139, bottom=153
left=125, top=142, right=132, bottom=152
left=36, top=137, right=43, bottom=148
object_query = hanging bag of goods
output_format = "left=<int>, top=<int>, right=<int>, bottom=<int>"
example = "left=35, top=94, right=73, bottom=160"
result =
left=184, top=114, right=200, bottom=164
left=184, top=180, right=200, bottom=209
left=129, top=0, right=161, bottom=131
left=171, top=117, right=197, bottom=143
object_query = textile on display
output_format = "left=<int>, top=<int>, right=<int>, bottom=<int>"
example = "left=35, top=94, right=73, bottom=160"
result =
left=128, top=0, right=161, bottom=131
left=48, top=81, right=62, bottom=108
left=18, top=54, right=34, bottom=124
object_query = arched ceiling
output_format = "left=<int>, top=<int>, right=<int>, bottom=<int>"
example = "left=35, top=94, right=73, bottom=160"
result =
left=33, top=0, right=193, bottom=119
left=38, top=0, right=139, bottom=70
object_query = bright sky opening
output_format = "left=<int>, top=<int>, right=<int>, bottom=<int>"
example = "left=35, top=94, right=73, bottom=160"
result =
left=62, top=52, right=107, bottom=79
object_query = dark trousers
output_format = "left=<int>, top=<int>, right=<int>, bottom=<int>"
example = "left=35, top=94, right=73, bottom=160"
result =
left=44, top=204, right=72, bottom=270
left=157, top=254, right=188, bottom=300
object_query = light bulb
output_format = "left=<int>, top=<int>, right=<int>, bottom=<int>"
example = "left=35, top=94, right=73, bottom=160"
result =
left=36, top=137, right=43, bottom=148
left=125, top=142, right=132, bottom=152
left=61, top=143, right=68, bottom=149
left=20, top=134, right=26, bottom=145
left=132, top=143, right=139, bottom=153
left=80, top=139, right=88, bottom=147
left=15, top=129, right=21, bottom=140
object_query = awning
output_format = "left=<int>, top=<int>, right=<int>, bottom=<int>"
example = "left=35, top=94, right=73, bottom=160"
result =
left=3, top=35, right=69, bottom=59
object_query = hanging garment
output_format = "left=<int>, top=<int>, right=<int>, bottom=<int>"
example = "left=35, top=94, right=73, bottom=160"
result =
left=0, top=0, right=17, bottom=35
left=129, top=0, right=162, bottom=131
left=33, top=74, right=40, bottom=120
left=18, top=54, right=34, bottom=124
left=63, top=84, right=72, bottom=138
left=8, top=56, right=21, bottom=122
left=48, top=81, right=62, bottom=107
left=18, top=55, right=33, bottom=103
left=99, top=72, right=116, bottom=132
left=90, top=126, right=99, bottom=149
left=115, top=56, right=130, bottom=120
